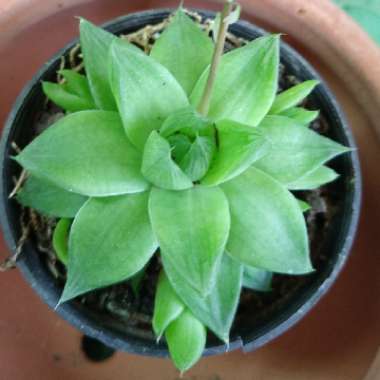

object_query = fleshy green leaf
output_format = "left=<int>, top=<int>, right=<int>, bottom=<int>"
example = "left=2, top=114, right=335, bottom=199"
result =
left=222, top=167, right=312, bottom=274
left=242, top=266, right=272, bottom=291
left=270, top=80, right=319, bottom=114
left=201, top=119, right=269, bottom=186
left=254, top=115, right=349, bottom=185
left=153, top=271, right=185, bottom=340
left=53, top=218, right=71, bottom=265
left=59, top=192, right=158, bottom=303
left=42, top=81, right=95, bottom=113
left=142, top=131, right=193, bottom=190
left=279, top=107, right=319, bottom=125
left=160, top=107, right=213, bottom=139
left=130, top=267, right=146, bottom=297
left=165, top=309, right=206, bottom=372
left=168, top=134, right=192, bottom=162
left=80, top=19, right=117, bottom=110
left=297, top=199, right=311, bottom=213
left=163, top=253, right=242, bottom=342
left=59, top=70, right=93, bottom=99
left=287, top=165, right=339, bottom=190
left=17, top=176, right=87, bottom=218
left=15, top=111, right=149, bottom=197
left=43, top=69, right=96, bottom=112
left=190, top=35, right=279, bottom=126
left=109, top=38, right=188, bottom=150
left=150, top=9, right=214, bottom=95
left=178, top=135, right=215, bottom=181
left=260, top=114, right=303, bottom=129
left=149, top=186, right=230, bottom=296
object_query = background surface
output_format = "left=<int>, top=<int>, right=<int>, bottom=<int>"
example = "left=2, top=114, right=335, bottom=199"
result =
left=334, top=0, right=380, bottom=44
left=0, top=1, right=379, bottom=379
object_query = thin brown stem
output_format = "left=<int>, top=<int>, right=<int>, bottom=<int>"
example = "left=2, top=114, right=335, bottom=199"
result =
left=197, top=1, right=235, bottom=116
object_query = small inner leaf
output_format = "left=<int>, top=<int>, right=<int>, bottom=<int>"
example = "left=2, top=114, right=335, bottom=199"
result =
left=59, top=69, right=94, bottom=100
left=168, top=134, right=192, bottom=162
left=297, top=199, right=311, bottom=213
left=153, top=271, right=185, bottom=340
left=279, top=107, right=319, bottom=125
left=165, top=309, right=206, bottom=372
left=242, top=265, right=272, bottom=291
left=17, top=176, right=87, bottom=218
left=141, top=131, right=193, bottom=191
left=178, top=135, right=215, bottom=181
left=53, top=218, right=71, bottom=265
left=130, top=267, right=146, bottom=297
left=287, top=165, right=339, bottom=190
left=42, top=80, right=95, bottom=113
left=269, top=80, right=319, bottom=114
left=201, top=119, right=270, bottom=186
left=149, top=186, right=230, bottom=296
left=160, top=107, right=214, bottom=139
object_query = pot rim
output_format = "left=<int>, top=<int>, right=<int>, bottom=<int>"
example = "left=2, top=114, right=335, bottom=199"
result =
left=0, top=8, right=362, bottom=357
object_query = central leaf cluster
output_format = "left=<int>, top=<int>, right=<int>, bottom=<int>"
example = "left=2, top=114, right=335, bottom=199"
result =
left=142, top=107, right=216, bottom=189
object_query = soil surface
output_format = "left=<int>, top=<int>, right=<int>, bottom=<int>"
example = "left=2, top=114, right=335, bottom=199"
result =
left=15, top=12, right=342, bottom=343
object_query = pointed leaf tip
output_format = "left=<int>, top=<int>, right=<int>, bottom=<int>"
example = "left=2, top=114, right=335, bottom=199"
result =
left=288, top=165, right=340, bottom=190
left=165, top=310, right=206, bottom=372
left=255, top=115, right=350, bottom=185
left=80, top=18, right=117, bottom=110
left=270, top=79, right=320, bottom=115
left=149, top=186, right=230, bottom=296
left=162, top=253, right=242, bottom=342
left=153, top=271, right=185, bottom=339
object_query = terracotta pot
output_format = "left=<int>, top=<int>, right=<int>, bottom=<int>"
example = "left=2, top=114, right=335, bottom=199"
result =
left=0, top=1, right=378, bottom=379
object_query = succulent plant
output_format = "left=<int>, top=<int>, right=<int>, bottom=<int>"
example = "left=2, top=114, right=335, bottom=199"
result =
left=14, top=2, right=349, bottom=371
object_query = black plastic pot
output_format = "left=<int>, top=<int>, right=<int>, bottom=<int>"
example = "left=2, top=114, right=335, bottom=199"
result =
left=0, top=9, right=361, bottom=357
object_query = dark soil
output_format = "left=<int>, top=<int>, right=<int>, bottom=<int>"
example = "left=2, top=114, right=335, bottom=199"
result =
left=14, top=12, right=341, bottom=343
